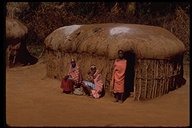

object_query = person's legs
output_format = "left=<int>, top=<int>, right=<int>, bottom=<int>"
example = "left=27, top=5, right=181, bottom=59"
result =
left=81, top=82, right=92, bottom=96
left=114, top=93, right=119, bottom=102
left=68, top=78, right=76, bottom=89
left=61, top=79, right=74, bottom=94
left=86, top=86, right=92, bottom=96
left=118, top=93, right=124, bottom=103
left=82, top=86, right=89, bottom=95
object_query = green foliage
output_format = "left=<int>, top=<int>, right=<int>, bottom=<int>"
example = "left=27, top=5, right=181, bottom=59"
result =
left=27, top=45, right=45, bottom=58
left=6, top=2, right=190, bottom=62
left=28, top=2, right=40, bottom=10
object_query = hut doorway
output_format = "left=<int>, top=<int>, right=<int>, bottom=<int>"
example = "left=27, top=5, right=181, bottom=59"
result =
left=124, top=51, right=136, bottom=100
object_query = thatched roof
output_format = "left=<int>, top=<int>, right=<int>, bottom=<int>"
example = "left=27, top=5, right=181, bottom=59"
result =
left=6, top=17, right=28, bottom=40
left=44, top=23, right=186, bottom=59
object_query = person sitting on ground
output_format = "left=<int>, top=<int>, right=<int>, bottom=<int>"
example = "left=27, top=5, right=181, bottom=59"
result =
left=81, top=65, right=104, bottom=99
left=60, top=58, right=82, bottom=94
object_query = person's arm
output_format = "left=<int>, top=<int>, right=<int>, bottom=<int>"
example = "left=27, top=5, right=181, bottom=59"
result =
left=87, top=74, right=94, bottom=83
left=89, top=76, right=94, bottom=83
left=110, top=61, right=116, bottom=92
left=69, top=67, right=76, bottom=72
left=110, top=73, right=114, bottom=91
left=87, top=69, right=91, bottom=75
left=87, top=69, right=94, bottom=83
left=63, top=75, right=69, bottom=81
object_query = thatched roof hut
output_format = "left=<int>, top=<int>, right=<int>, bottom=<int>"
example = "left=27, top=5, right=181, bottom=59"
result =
left=6, top=17, right=38, bottom=68
left=6, top=17, right=28, bottom=46
left=44, top=23, right=186, bottom=101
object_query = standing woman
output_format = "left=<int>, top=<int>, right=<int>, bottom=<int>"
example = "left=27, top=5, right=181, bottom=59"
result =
left=111, top=50, right=127, bottom=103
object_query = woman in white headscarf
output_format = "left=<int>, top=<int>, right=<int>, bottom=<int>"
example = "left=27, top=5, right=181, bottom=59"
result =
left=82, top=65, right=104, bottom=99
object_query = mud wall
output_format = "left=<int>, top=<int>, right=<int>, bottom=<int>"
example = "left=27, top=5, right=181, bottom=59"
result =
left=46, top=49, right=114, bottom=92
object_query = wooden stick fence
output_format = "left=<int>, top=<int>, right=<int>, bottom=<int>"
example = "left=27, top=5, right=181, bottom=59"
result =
left=134, top=57, right=184, bottom=101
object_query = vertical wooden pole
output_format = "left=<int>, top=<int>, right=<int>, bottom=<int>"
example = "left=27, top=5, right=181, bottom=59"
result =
left=144, top=60, right=147, bottom=99
left=137, top=59, right=142, bottom=101
left=152, top=60, right=156, bottom=99
left=133, top=60, right=137, bottom=100
left=154, top=60, right=158, bottom=98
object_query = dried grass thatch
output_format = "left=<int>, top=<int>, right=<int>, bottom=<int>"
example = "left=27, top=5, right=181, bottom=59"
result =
left=44, top=23, right=186, bottom=100
left=6, top=17, right=38, bottom=68
left=45, top=23, right=185, bottom=60
left=6, top=17, right=28, bottom=45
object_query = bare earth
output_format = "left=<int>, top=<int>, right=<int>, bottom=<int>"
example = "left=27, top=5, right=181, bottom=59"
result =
left=6, top=58, right=190, bottom=127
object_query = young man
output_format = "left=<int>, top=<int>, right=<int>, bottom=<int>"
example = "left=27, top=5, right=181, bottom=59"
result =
left=81, top=65, right=103, bottom=99
left=111, top=50, right=127, bottom=103
left=60, top=58, right=82, bottom=94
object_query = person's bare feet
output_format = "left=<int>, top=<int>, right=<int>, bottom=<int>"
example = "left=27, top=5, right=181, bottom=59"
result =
left=114, top=99, right=118, bottom=102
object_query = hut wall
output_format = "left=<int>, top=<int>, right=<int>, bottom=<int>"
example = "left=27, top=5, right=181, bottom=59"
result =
left=46, top=48, right=185, bottom=100
left=44, top=24, right=186, bottom=101
left=134, top=56, right=184, bottom=101
left=45, top=49, right=114, bottom=92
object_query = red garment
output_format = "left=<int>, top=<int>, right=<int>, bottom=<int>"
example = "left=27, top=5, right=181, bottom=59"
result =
left=93, top=71, right=103, bottom=93
left=68, top=64, right=82, bottom=84
left=91, top=70, right=104, bottom=98
left=60, top=79, right=74, bottom=92
left=111, top=59, right=127, bottom=93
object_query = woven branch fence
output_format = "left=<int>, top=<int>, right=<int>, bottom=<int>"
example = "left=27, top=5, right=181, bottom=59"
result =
left=134, top=56, right=184, bottom=101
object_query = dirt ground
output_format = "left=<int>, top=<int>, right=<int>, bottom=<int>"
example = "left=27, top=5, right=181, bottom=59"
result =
left=5, top=58, right=190, bottom=127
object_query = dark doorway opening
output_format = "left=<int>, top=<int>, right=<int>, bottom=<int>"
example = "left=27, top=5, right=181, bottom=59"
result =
left=123, top=51, right=136, bottom=101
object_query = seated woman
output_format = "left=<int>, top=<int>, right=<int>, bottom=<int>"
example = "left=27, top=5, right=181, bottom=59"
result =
left=81, top=65, right=104, bottom=99
left=60, top=58, right=82, bottom=94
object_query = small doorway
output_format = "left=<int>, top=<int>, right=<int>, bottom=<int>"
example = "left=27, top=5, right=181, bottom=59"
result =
left=123, top=51, right=136, bottom=100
